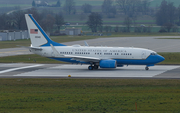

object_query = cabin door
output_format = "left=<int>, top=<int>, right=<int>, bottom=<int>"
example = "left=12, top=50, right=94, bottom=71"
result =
left=141, top=51, right=146, bottom=59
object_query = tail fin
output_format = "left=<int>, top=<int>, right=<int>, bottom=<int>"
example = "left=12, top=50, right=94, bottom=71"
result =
left=25, top=14, right=66, bottom=47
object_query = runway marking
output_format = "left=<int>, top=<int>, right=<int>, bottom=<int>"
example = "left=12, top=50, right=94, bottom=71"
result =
left=0, top=64, right=43, bottom=74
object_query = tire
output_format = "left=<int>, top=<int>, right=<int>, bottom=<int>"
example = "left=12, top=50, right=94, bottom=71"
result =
left=88, top=66, right=93, bottom=70
left=94, top=65, right=99, bottom=70
left=145, top=67, right=149, bottom=70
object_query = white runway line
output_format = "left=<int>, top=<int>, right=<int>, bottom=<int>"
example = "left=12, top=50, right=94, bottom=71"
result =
left=0, top=64, right=43, bottom=74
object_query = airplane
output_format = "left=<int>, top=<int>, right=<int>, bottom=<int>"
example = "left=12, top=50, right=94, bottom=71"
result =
left=25, top=14, right=165, bottom=70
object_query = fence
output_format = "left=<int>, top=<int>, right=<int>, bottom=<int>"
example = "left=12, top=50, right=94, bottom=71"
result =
left=0, top=30, right=29, bottom=41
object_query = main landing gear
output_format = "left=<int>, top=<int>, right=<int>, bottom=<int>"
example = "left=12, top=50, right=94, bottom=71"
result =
left=88, top=65, right=99, bottom=70
left=145, top=66, right=149, bottom=70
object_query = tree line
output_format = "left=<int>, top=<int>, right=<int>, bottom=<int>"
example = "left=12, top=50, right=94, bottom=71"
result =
left=156, top=0, right=180, bottom=32
left=30, top=0, right=151, bottom=16
left=0, top=0, right=180, bottom=33
left=0, top=8, right=65, bottom=34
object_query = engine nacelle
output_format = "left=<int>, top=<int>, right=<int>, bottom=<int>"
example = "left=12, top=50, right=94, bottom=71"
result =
left=99, top=60, right=117, bottom=68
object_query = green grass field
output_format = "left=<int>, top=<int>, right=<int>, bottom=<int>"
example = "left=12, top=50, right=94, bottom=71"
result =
left=159, top=53, right=180, bottom=64
left=0, top=79, right=180, bottom=112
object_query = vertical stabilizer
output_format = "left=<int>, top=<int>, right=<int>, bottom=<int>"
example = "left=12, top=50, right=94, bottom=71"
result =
left=25, top=14, right=66, bottom=47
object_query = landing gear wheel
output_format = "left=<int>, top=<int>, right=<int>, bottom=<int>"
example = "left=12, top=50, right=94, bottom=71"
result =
left=94, top=65, right=99, bottom=70
left=88, top=66, right=93, bottom=70
left=145, top=67, right=149, bottom=70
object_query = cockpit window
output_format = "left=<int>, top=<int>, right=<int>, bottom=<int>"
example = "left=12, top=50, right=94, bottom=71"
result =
left=151, top=52, right=157, bottom=55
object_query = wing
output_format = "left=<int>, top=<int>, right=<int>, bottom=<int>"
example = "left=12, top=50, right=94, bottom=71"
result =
left=50, top=44, right=100, bottom=63
left=64, top=55, right=100, bottom=62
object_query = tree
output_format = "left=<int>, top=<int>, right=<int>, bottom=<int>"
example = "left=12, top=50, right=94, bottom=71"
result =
left=63, top=0, right=76, bottom=14
left=86, top=12, right=103, bottom=32
left=172, top=25, right=178, bottom=32
left=27, top=8, right=41, bottom=22
left=176, top=5, right=180, bottom=25
left=12, top=10, right=26, bottom=30
left=81, top=3, right=92, bottom=13
left=56, top=0, right=61, bottom=7
left=114, top=25, right=119, bottom=32
left=0, top=14, right=12, bottom=30
left=163, top=23, right=174, bottom=32
left=116, top=0, right=130, bottom=15
left=41, top=14, right=55, bottom=33
left=55, top=14, right=65, bottom=32
left=156, top=0, right=176, bottom=26
left=123, top=16, right=132, bottom=32
left=141, top=0, right=150, bottom=15
left=104, top=26, right=112, bottom=32
left=32, top=0, right=36, bottom=7
left=116, top=0, right=150, bottom=17
left=102, top=0, right=112, bottom=14
left=102, top=0, right=116, bottom=18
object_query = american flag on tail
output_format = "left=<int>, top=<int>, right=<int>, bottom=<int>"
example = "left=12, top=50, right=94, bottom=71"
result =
left=30, top=29, right=38, bottom=34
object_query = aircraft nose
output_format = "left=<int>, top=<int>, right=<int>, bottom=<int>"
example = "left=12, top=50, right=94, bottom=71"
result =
left=158, top=55, right=165, bottom=62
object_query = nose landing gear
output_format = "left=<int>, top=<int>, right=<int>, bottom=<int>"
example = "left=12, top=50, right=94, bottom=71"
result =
left=145, top=66, right=149, bottom=70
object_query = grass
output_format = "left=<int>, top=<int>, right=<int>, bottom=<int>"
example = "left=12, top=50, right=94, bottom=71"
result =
left=159, top=53, right=180, bottom=65
left=0, top=54, right=66, bottom=64
left=156, top=38, right=180, bottom=39
left=0, top=79, right=180, bottom=112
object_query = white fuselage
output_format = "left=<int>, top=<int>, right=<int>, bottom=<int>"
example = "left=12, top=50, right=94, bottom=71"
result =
left=31, top=45, right=154, bottom=61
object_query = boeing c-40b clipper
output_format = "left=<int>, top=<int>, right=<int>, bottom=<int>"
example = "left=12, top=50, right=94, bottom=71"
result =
left=25, top=14, right=165, bottom=70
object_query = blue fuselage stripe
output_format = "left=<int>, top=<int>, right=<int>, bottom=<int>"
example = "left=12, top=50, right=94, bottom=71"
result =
left=48, top=55, right=162, bottom=65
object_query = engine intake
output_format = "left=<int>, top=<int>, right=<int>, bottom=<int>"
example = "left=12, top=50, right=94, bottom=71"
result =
left=99, top=60, right=117, bottom=68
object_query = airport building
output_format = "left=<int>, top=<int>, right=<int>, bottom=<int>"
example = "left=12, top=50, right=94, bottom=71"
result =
left=0, top=30, right=29, bottom=41
left=61, top=27, right=82, bottom=36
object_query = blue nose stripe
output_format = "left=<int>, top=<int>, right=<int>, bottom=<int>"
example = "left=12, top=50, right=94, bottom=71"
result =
left=158, top=55, right=165, bottom=62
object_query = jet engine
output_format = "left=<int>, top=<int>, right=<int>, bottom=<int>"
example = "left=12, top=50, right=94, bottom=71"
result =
left=99, top=60, right=117, bottom=68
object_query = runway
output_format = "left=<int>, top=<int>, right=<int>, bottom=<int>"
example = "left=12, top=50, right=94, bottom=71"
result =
left=0, top=63, right=179, bottom=78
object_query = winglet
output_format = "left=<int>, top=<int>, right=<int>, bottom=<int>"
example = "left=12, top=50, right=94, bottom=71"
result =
left=84, top=41, right=89, bottom=46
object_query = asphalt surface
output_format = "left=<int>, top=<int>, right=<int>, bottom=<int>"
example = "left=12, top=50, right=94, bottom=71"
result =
left=0, top=63, right=179, bottom=79
left=64, top=36, right=180, bottom=52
